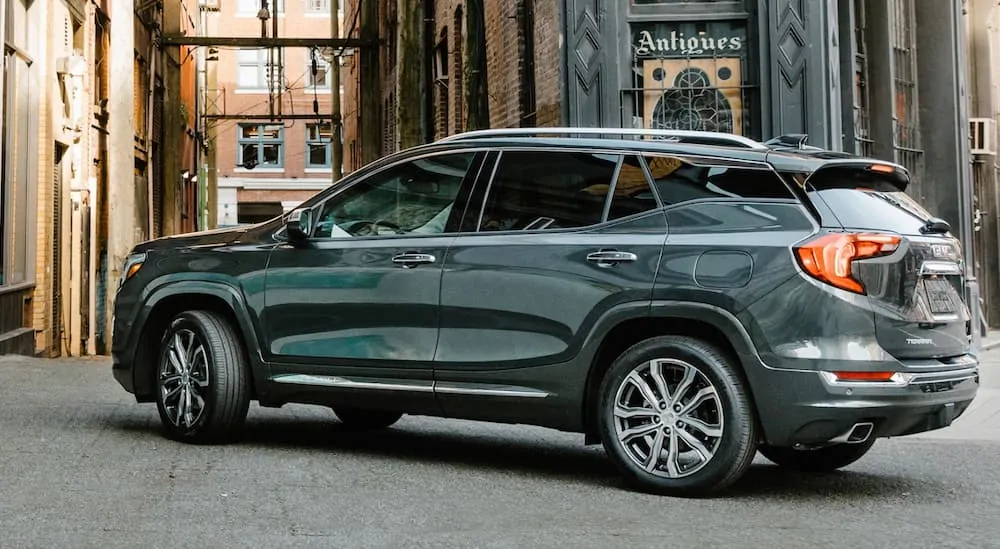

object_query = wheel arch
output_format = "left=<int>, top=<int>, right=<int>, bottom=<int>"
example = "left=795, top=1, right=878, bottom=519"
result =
left=581, top=301, right=763, bottom=444
left=129, top=281, right=266, bottom=402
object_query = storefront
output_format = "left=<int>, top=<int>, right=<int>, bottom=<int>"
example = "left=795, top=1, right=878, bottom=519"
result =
left=565, top=0, right=840, bottom=147
left=624, top=17, right=758, bottom=138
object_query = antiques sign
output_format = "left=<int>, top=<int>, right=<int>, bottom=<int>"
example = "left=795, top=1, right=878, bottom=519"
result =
left=634, top=29, right=744, bottom=56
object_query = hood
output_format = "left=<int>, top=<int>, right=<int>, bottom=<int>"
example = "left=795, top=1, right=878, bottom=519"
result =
left=131, top=225, right=253, bottom=253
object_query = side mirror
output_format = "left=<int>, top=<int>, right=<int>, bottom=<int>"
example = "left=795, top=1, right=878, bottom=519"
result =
left=286, top=208, right=314, bottom=241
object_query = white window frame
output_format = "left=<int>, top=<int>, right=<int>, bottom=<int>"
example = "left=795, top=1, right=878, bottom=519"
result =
left=306, top=52, right=332, bottom=91
left=235, top=0, right=284, bottom=18
left=236, top=49, right=284, bottom=92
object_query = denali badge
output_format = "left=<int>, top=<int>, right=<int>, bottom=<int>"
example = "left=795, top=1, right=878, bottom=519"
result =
left=906, top=338, right=934, bottom=345
left=930, top=244, right=951, bottom=258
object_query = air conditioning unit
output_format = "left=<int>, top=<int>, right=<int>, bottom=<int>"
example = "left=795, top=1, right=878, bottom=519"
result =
left=970, top=118, right=997, bottom=155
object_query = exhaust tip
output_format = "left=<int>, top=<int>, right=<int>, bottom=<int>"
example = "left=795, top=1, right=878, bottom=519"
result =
left=830, top=421, right=875, bottom=444
left=847, top=422, right=874, bottom=443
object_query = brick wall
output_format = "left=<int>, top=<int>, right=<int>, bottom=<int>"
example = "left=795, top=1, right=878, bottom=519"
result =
left=531, top=0, right=562, bottom=127
left=483, top=1, right=519, bottom=128
left=342, top=0, right=361, bottom=172
left=342, top=0, right=565, bottom=165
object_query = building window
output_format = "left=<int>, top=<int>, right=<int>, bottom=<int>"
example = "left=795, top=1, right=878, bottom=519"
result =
left=306, top=0, right=327, bottom=12
left=627, top=20, right=756, bottom=138
left=3, top=0, right=36, bottom=286
left=236, top=49, right=283, bottom=91
left=236, top=0, right=283, bottom=16
left=891, top=0, right=922, bottom=182
left=307, top=49, right=331, bottom=89
left=852, top=0, right=874, bottom=157
left=306, top=123, right=332, bottom=168
left=237, top=124, right=284, bottom=169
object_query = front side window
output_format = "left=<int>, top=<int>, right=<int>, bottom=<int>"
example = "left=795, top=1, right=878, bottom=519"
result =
left=478, top=150, right=620, bottom=231
left=238, top=124, right=284, bottom=169
left=313, top=152, right=476, bottom=238
left=643, top=154, right=794, bottom=204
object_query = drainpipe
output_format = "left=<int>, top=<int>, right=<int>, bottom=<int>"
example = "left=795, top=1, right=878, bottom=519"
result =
left=145, top=8, right=158, bottom=240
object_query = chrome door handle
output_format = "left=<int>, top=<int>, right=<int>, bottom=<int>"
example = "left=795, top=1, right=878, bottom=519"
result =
left=587, top=250, right=637, bottom=267
left=392, top=252, right=436, bottom=268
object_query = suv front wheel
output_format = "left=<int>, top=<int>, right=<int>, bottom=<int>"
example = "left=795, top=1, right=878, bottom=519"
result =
left=154, top=310, right=251, bottom=444
left=597, top=336, right=758, bottom=497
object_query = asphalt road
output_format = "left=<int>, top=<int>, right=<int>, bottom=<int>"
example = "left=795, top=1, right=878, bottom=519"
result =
left=1, top=352, right=999, bottom=548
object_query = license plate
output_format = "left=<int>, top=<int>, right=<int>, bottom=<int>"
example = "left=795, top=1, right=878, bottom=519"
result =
left=923, top=278, right=956, bottom=314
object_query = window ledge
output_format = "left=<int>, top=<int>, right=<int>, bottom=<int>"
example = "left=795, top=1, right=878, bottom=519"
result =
left=234, top=167, right=285, bottom=174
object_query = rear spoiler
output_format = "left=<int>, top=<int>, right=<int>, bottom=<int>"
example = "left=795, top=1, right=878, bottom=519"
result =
left=803, top=160, right=910, bottom=193
left=763, top=134, right=910, bottom=192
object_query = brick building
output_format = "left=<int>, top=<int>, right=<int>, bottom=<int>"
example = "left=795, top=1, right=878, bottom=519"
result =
left=207, top=0, right=344, bottom=227
left=341, top=0, right=560, bottom=171
left=1, top=0, right=200, bottom=357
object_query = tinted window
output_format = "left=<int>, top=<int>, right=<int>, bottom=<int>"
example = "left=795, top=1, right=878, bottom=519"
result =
left=643, top=154, right=794, bottom=205
left=479, top=150, right=619, bottom=231
left=809, top=188, right=934, bottom=234
left=313, top=152, right=475, bottom=238
left=607, top=155, right=659, bottom=222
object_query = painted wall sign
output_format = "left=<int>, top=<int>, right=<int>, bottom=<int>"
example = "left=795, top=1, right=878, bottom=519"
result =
left=634, top=30, right=744, bottom=56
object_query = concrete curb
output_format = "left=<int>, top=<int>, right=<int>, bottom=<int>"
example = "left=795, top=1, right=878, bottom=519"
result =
left=983, top=339, right=1000, bottom=352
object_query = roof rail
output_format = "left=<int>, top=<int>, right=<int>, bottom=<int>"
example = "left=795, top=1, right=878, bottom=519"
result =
left=436, top=127, right=769, bottom=150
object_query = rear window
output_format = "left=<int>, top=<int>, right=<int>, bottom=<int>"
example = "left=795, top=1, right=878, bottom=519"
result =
left=805, top=164, right=936, bottom=234
left=809, top=188, right=933, bottom=234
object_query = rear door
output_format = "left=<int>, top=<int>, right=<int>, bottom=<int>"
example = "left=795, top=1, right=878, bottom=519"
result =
left=433, top=149, right=666, bottom=422
left=804, top=163, right=971, bottom=359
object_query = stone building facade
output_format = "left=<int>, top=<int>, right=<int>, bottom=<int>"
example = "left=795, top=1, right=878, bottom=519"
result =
left=1, top=0, right=199, bottom=357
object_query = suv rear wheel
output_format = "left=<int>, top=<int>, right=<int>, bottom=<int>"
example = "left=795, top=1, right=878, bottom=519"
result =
left=597, top=336, right=757, bottom=497
left=758, top=439, right=876, bottom=472
left=154, top=310, right=251, bottom=444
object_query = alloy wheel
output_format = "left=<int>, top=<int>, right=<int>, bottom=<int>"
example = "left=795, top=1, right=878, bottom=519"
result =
left=158, top=328, right=211, bottom=429
left=611, top=358, right=724, bottom=478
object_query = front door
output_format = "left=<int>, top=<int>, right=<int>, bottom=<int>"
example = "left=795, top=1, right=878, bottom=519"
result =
left=261, top=150, right=485, bottom=409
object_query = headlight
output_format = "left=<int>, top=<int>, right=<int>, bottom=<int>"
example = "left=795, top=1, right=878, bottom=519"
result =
left=118, top=252, right=147, bottom=290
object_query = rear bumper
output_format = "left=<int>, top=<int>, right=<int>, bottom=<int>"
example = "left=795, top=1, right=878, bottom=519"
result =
left=749, top=355, right=979, bottom=447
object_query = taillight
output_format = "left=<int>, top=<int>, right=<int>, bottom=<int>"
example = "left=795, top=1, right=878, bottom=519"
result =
left=794, top=232, right=901, bottom=294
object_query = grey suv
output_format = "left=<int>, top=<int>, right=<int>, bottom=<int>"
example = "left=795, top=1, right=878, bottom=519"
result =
left=111, top=128, right=980, bottom=496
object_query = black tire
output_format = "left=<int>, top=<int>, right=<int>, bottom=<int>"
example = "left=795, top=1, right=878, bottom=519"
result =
left=758, top=439, right=876, bottom=472
left=597, top=336, right=758, bottom=497
left=154, top=310, right=251, bottom=444
left=333, top=407, right=403, bottom=430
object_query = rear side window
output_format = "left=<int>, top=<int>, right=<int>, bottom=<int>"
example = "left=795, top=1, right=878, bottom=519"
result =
left=478, top=150, right=618, bottom=231
left=643, top=154, right=795, bottom=205
left=607, top=155, right=658, bottom=222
